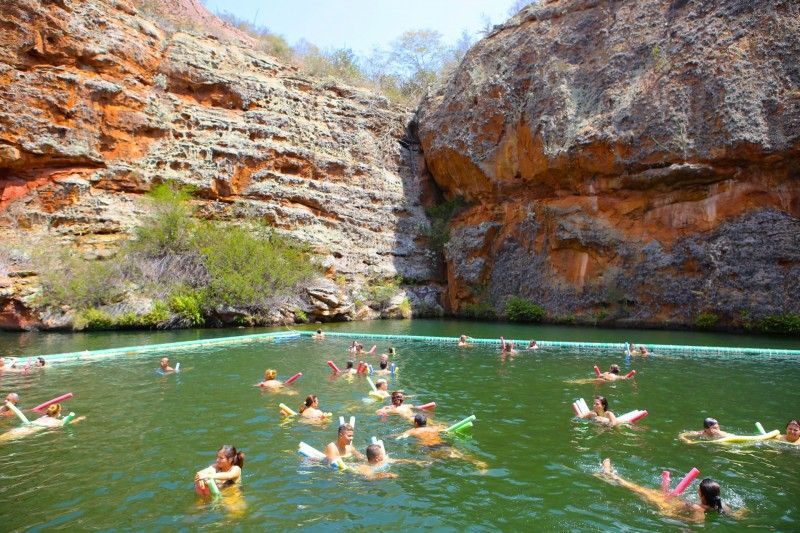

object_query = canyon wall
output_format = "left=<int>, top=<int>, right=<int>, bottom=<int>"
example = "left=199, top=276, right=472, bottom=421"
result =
left=0, top=0, right=441, bottom=329
left=417, top=0, right=800, bottom=328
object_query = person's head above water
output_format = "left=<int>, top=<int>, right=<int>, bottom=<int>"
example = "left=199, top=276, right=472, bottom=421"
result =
left=785, top=419, right=800, bottom=442
left=5, top=392, right=19, bottom=404
left=337, top=423, right=354, bottom=444
left=217, top=444, right=245, bottom=470
left=376, top=378, right=388, bottom=391
left=264, top=369, right=277, bottom=381
left=593, top=396, right=609, bottom=412
left=698, top=478, right=723, bottom=512
left=159, top=357, right=170, bottom=369
left=459, top=335, right=467, bottom=342
left=300, top=395, right=319, bottom=413
left=414, top=413, right=427, bottom=427
left=366, top=443, right=384, bottom=465
left=703, top=417, right=719, bottom=429
left=379, top=361, right=388, bottom=370
left=609, top=364, right=620, bottom=374
left=46, top=403, right=61, bottom=417
left=391, top=391, right=404, bottom=406
left=346, top=360, right=355, bottom=370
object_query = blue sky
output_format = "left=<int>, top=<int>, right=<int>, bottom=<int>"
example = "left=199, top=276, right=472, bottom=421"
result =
left=202, top=0, right=523, bottom=53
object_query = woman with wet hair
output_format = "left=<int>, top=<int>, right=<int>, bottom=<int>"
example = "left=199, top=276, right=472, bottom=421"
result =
left=195, top=445, right=245, bottom=494
left=298, top=395, right=331, bottom=420
left=580, top=395, right=618, bottom=426
left=780, top=419, right=800, bottom=444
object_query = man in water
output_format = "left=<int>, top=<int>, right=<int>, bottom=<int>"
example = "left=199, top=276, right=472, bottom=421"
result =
left=0, top=393, right=20, bottom=418
left=397, top=414, right=488, bottom=472
left=376, top=391, right=415, bottom=421
left=352, top=443, right=427, bottom=480
left=679, top=417, right=733, bottom=442
left=324, top=423, right=363, bottom=463
left=372, top=379, right=390, bottom=399
left=158, top=357, right=175, bottom=373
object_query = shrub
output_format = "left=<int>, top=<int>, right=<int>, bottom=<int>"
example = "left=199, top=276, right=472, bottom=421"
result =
left=505, top=297, right=546, bottom=322
left=294, top=309, right=309, bottom=323
left=398, top=297, right=412, bottom=318
left=130, top=182, right=197, bottom=257
left=759, top=313, right=800, bottom=335
left=461, top=301, right=497, bottom=320
left=38, top=254, right=121, bottom=310
left=169, top=290, right=205, bottom=326
left=75, top=308, right=115, bottom=330
left=365, top=275, right=402, bottom=308
left=695, top=312, right=719, bottom=329
left=425, top=197, right=464, bottom=253
left=141, top=301, right=170, bottom=328
left=195, top=224, right=317, bottom=307
left=115, top=312, right=143, bottom=329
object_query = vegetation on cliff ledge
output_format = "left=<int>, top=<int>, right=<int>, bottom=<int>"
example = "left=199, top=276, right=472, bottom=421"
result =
left=36, top=183, right=318, bottom=330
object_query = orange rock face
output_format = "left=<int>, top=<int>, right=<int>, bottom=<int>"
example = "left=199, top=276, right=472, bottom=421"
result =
left=0, top=0, right=440, bottom=329
left=417, top=0, right=800, bottom=327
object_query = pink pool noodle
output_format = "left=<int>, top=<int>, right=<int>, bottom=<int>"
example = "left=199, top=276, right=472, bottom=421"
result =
left=661, top=471, right=671, bottom=493
left=625, top=370, right=637, bottom=378
left=284, top=372, right=302, bottom=385
left=670, top=467, right=700, bottom=496
left=628, top=410, right=648, bottom=423
left=327, top=361, right=341, bottom=373
left=593, top=365, right=602, bottom=377
left=418, top=402, right=436, bottom=411
left=31, top=393, right=73, bottom=412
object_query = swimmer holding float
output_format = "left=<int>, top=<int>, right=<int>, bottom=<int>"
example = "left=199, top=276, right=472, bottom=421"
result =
left=680, top=417, right=781, bottom=444
left=573, top=396, right=648, bottom=426
left=598, top=458, right=742, bottom=522
left=376, top=391, right=435, bottom=421
left=255, top=369, right=301, bottom=394
left=195, top=445, right=244, bottom=498
left=298, top=395, right=332, bottom=421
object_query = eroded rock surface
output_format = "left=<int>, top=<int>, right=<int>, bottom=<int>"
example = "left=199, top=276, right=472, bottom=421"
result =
left=417, top=0, right=800, bottom=326
left=0, top=0, right=439, bottom=329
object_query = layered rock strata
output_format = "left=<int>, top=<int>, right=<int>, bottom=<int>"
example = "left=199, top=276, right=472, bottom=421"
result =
left=417, top=0, right=800, bottom=327
left=0, top=0, right=440, bottom=329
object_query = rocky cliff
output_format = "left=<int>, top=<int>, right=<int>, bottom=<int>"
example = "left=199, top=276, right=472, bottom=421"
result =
left=416, top=0, right=800, bottom=328
left=0, top=0, right=441, bottom=330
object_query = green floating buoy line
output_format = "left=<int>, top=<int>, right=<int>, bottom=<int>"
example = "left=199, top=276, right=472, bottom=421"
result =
left=9, top=329, right=800, bottom=363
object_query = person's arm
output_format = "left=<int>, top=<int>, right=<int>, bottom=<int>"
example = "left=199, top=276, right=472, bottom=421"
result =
left=678, top=431, right=699, bottom=443
left=209, top=465, right=241, bottom=483
left=606, top=411, right=619, bottom=426
left=324, top=442, right=339, bottom=462
left=195, top=465, right=216, bottom=481
left=349, top=446, right=365, bottom=460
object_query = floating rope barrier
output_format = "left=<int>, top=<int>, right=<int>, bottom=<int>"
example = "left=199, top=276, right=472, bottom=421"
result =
left=10, top=329, right=799, bottom=363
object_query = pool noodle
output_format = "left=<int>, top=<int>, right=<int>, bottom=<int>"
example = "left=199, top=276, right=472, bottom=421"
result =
left=616, top=410, right=648, bottom=424
left=366, top=377, right=378, bottom=393
left=332, top=457, right=348, bottom=471
left=371, top=436, right=386, bottom=455
left=712, top=430, right=780, bottom=443
left=31, top=393, right=73, bottom=412
left=175, top=362, right=180, bottom=373
left=593, top=365, right=602, bottom=377
left=279, top=403, right=298, bottom=416
left=572, top=402, right=581, bottom=417
left=367, top=364, right=373, bottom=374
left=417, top=402, right=436, bottom=411
left=669, top=467, right=699, bottom=496
left=206, top=476, right=221, bottom=497
left=327, top=360, right=341, bottom=373
left=578, top=398, right=590, bottom=415
left=661, top=471, right=671, bottom=493
left=453, top=421, right=473, bottom=432
left=284, top=372, right=302, bottom=385
left=339, top=416, right=345, bottom=426
left=62, top=412, right=76, bottom=425
left=349, top=416, right=355, bottom=428
left=445, top=415, right=476, bottom=433
left=390, top=363, right=396, bottom=375
left=298, top=441, right=327, bottom=460
left=624, top=370, right=636, bottom=378
left=369, top=391, right=385, bottom=400
left=755, top=422, right=766, bottom=435
left=5, top=401, right=30, bottom=424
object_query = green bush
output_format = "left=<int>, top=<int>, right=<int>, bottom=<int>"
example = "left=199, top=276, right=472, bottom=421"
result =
left=759, top=314, right=800, bottom=335
left=365, top=275, right=402, bottom=308
left=169, top=290, right=205, bottom=326
left=294, top=309, right=309, bottom=323
left=695, top=312, right=719, bottom=329
left=196, top=224, right=317, bottom=307
left=115, top=312, right=143, bottom=329
left=38, top=255, right=120, bottom=310
left=141, top=301, right=170, bottom=327
left=461, top=301, right=497, bottom=320
left=398, top=297, right=412, bottom=318
left=75, top=308, right=115, bottom=330
left=505, top=297, right=546, bottom=322
left=131, top=182, right=196, bottom=257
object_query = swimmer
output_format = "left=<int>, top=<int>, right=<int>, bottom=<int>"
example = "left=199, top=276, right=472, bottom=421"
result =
left=0, top=403, right=85, bottom=442
left=0, top=393, right=20, bottom=418
left=598, top=458, right=741, bottom=522
left=374, top=361, right=392, bottom=376
left=348, top=341, right=358, bottom=354
left=779, top=419, right=800, bottom=444
left=158, top=357, right=175, bottom=373
left=0, top=357, right=27, bottom=374
left=33, top=357, right=46, bottom=368
left=343, top=360, right=357, bottom=375
left=312, top=329, right=325, bottom=340
left=379, top=347, right=396, bottom=360
left=352, top=443, right=428, bottom=480
left=194, top=445, right=245, bottom=494
left=500, top=337, right=517, bottom=355
left=600, top=364, right=633, bottom=381
left=372, top=379, right=390, bottom=399
left=355, top=343, right=376, bottom=356
left=255, top=369, right=298, bottom=394
left=526, top=340, right=539, bottom=350
left=579, top=395, right=618, bottom=426
left=639, top=345, right=649, bottom=356
left=299, top=395, right=332, bottom=421
left=324, top=423, right=364, bottom=463
left=397, top=414, right=487, bottom=471
left=679, top=418, right=733, bottom=443
left=376, top=391, right=415, bottom=422
left=457, top=335, right=471, bottom=348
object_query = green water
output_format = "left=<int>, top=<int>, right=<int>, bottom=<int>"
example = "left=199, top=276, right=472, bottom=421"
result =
left=0, top=320, right=798, bottom=530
